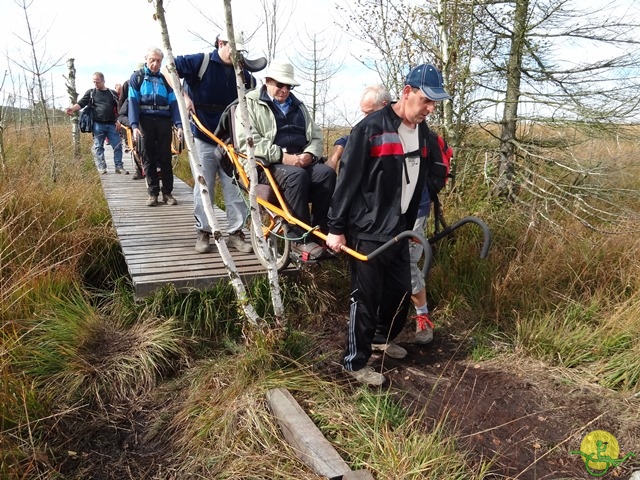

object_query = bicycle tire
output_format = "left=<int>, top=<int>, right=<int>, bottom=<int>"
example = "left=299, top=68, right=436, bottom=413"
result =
left=250, top=209, right=291, bottom=271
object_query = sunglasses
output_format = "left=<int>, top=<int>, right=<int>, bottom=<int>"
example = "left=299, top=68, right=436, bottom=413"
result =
left=273, top=81, right=294, bottom=90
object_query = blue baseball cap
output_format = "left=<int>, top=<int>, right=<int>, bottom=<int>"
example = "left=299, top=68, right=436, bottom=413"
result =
left=405, top=64, right=450, bottom=101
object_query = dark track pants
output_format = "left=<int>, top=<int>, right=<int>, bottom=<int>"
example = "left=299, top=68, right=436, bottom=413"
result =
left=267, top=162, right=336, bottom=239
left=140, top=115, right=173, bottom=196
left=343, top=237, right=411, bottom=371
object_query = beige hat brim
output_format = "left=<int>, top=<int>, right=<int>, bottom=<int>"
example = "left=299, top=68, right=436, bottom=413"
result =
left=263, top=72, right=300, bottom=86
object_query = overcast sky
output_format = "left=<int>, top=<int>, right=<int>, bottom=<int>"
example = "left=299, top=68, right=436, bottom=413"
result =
left=0, top=0, right=378, bottom=125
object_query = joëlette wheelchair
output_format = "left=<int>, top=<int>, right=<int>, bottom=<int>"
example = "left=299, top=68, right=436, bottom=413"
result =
left=190, top=108, right=492, bottom=276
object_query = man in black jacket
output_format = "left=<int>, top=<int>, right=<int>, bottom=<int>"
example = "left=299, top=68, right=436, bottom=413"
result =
left=326, top=63, right=450, bottom=385
left=66, top=72, right=127, bottom=175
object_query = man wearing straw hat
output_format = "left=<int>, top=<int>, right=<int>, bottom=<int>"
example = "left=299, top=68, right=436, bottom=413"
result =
left=235, top=59, right=336, bottom=261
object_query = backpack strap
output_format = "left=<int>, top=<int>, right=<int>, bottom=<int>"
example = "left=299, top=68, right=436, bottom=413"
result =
left=197, top=53, right=210, bottom=82
left=135, top=68, right=172, bottom=93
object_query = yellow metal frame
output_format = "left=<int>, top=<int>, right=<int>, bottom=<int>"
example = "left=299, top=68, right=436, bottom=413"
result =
left=190, top=114, right=368, bottom=261
left=120, top=124, right=182, bottom=156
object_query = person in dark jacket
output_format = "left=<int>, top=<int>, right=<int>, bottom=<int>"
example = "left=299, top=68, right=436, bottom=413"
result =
left=128, top=47, right=183, bottom=206
left=172, top=31, right=262, bottom=254
left=65, top=72, right=126, bottom=175
left=326, top=63, right=450, bottom=386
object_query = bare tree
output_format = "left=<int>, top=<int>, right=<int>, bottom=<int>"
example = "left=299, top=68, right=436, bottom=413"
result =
left=153, top=0, right=280, bottom=326
left=337, top=0, right=640, bottom=228
left=63, top=58, right=80, bottom=158
left=224, top=0, right=285, bottom=322
left=183, top=0, right=262, bottom=54
left=260, top=0, right=294, bottom=61
left=12, top=0, right=64, bottom=181
left=471, top=0, right=640, bottom=231
left=293, top=29, right=343, bottom=124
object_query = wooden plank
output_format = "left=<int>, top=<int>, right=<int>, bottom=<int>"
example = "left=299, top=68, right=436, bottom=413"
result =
left=98, top=150, right=296, bottom=299
left=266, top=387, right=352, bottom=479
left=343, top=471, right=375, bottom=480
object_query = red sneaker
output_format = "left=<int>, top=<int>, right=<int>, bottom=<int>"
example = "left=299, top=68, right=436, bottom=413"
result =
left=414, top=313, right=434, bottom=344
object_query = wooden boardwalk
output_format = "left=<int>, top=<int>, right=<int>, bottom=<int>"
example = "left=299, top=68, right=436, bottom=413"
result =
left=99, top=149, right=288, bottom=299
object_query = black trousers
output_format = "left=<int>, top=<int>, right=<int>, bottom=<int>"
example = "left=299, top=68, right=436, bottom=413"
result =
left=343, top=237, right=411, bottom=371
left=140, top=115, right=173, bottom=196
left=267, top=162, right=336, bottom=241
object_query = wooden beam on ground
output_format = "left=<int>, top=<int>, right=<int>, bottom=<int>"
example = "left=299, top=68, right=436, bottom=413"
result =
left=266, top=387, right=375, bottom=480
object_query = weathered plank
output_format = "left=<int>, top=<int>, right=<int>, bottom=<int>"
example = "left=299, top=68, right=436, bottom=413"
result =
left=99, top=150, right=294, bottom=299
left=266, top=387, right=375, bottom=480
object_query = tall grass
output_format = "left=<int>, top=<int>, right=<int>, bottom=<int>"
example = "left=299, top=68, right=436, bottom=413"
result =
left=160, top=347, right=487, bottom=479
left=2, top=122, right=640, bottom=478
left=13, top=288, right=188, bottom=409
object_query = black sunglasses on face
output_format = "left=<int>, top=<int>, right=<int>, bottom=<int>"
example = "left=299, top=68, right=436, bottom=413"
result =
left=273, top=81, right=294, bottom=90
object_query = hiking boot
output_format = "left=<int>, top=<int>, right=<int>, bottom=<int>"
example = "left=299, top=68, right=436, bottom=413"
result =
left=371, top=342, right=407, bottom=359
left=100, top=169, right=107, bottom=175
left=195, top=230, right=212, bottom=254
left=162, top=193, right=178, bottom=205
left=146, top=195, right=159, bottom=207
left=227, top=230, right=253, bottom=253
left=291, top=241, right=325, bottom=261
left=132, top=169, right=143, bottom=180
left=344, top=366, right=386, bottom=386
left=115, top=168, right=129, bottom=174
left=414, top=313, right=434, bottom=345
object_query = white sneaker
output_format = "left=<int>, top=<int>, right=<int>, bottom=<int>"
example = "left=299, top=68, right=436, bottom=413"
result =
left=344, top=366, right=386, bottom=386
left=371, top=342, right=407, bottom=359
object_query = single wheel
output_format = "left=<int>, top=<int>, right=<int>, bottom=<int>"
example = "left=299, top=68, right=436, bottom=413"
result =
left=250, top=210, right=291, bottom=271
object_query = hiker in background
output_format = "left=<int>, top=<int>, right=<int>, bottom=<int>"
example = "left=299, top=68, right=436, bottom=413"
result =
left=235, top=59, right=336, bottom=261
left=65, top=72, right=126, bottom=175
left=128, top=47, right=183, bottom=207
left=326, top=63, right=450, bottom=386
left=326, top=85, right=391, bottom=171
left=118, top=65, right=146, bottom=179
left=171, top=31, right=264, bottom=254
left=114, top=83, right=122, bottom=98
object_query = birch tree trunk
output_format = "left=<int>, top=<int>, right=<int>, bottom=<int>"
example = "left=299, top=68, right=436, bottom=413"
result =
left=64, top=58, right=81, bottom=158
left=152, top=0, right=262, bottom=327
left=222, top=0, right=285, bottom=322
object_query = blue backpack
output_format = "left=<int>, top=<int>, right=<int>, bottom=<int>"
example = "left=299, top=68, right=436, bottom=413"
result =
left=79, top=89, right=94, bottom=133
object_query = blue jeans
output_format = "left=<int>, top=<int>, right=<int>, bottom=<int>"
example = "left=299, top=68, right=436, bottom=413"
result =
left=93, top=122, right=123, bottom=170
left=193, top=137, right=247, bottom=234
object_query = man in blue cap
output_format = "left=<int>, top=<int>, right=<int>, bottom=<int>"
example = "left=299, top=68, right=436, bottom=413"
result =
left=326, top=63, right=450, bottom=386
